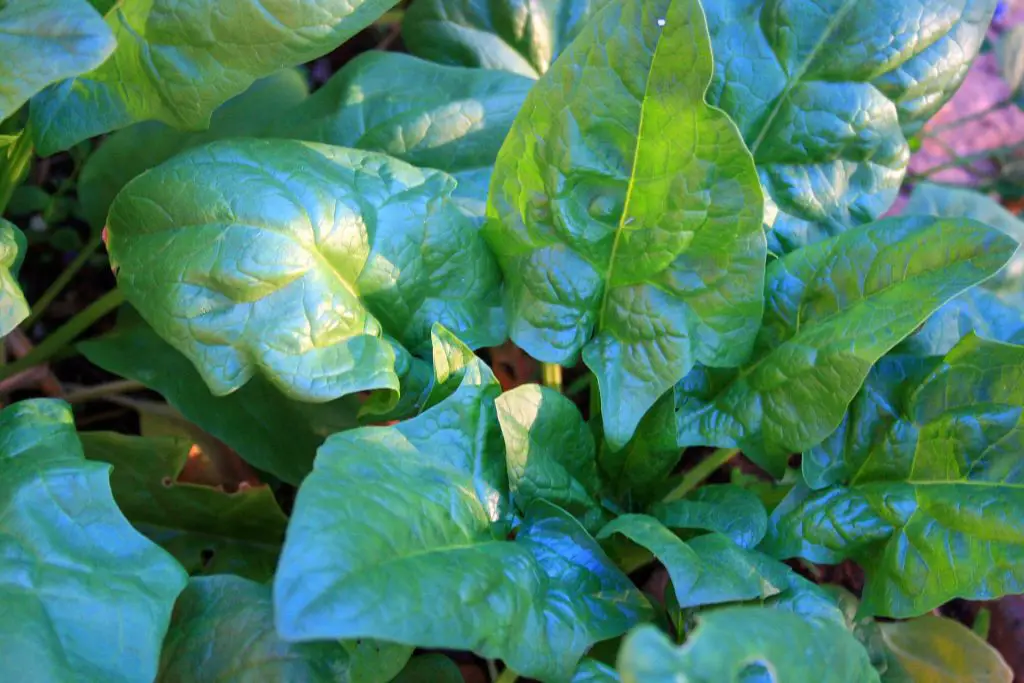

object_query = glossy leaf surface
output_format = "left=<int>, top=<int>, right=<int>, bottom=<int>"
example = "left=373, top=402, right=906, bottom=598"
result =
left=0, top=218, right=28, bottom=337
left=597, top=514, right=701, bottom=598
left=649, top=484, right=767, bottom=549
left=0, top=0, right=114, bottom=123
left=107, top=139, right=504, bottom=404
left=766, top=335, right=1024, bottom=616
left=0, top=400, right=187, bottom=683
left=675, top=216, right=1016, bottom=476
left=81, top=432, right=287, bottom=582
left=158, top=575, right=411, bottom=683
left=597, top=391, right=682, bottom=502
left=29, top=0, right=397, bottom=154
left=485, top=0, right=765, bottom=449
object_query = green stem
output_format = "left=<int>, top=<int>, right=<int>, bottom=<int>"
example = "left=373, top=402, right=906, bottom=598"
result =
left=495, top=669, right=519, bottom=683
left=0, top=288, right=124, bottom=382
left=661, top=447, right=741, bottom=502
left=0, top=126, right=34, bottom=215
left=588, top=373, right=601, bottom=421
left=541, top=362, right=563, bottom=392
left=24, top=233, right=103, bottom=328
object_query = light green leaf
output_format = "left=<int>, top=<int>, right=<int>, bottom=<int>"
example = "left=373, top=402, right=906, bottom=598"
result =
left=107, top=139, right=505, bottom=405
left=0, top=0, right=114, bottom=123
left=79, top=307, right=359, bottom=485
left=485, top=0, right=765, bottom=449
left=274, top=348, right=648, bottom=682
left=765, top=335, right=1024, bottom=617
left=81, top=432, right=287, bottom=582
left=497, top=384, right=604, bottom=531
left=402, top=0, right=613, bottom=79
left=274, top=51, right=532, bottom=217
left=392, top=655, right=464, bottom=683
left=618, top=610, right=880, bottom=683
left=680, top=534, right=789, bottom=609
left=704, top=0, right=997, bottom=253
left=0, top=218, right=28, bottom=337
left=158, top=575, right=411, bottom=683
left=28, top=0, right=398, bottom=154
left=78, top=69, right=310, bottom=231
left=675, top=216, right=1017, bottom=477
left=0, top=399, right=187, bottom=683
left=597, top=514, right=701, bottom=597
left=879, top=615, right=1012, bottom=683
left=649, top=484, right=767, bottom=549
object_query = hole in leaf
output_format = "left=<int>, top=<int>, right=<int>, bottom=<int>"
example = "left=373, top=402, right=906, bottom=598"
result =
left=738, top=662, right=775, bottom=683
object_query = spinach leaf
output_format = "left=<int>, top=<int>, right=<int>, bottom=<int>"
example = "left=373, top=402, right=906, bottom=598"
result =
left=0, top=0, right=114, bottom=123
left=649, top=484, right=767, bottom=549
left=618, top=610, right=880, bottom=682
left=764, top=335, right=1024, bottom=616
left=0, top=400, right=186, bottom=682
left=485, top=0, right=766, bottom=449
left=392, top=655, right=465, bottom=683
left=107, top=139, right=505, bottom=404
left=29, top=0, right=398, bottom=154
left=159, top=575, right=412, bottom=683
left=597, top=514, right=701, bottom=594
left=81, top=432, right=288, bottom=582
left=675, top=216, right=1016, bottom=477
left=878, top=615, right=1012, bottom=683
left=0, top=217, right=28, bottom=337
left=274, top=51, right=533, bottom=217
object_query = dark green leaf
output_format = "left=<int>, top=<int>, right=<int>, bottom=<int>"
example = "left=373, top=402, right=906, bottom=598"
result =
left=597, top=514, right=701, bottom=597
left=675, top=216, right=1017, bottom=476
left=158, top=575, right=411, bottom=683
left=878, top=615, right=1012, bottom=683
left=618, top=609, right=880, bottom=682
left=79, top=307, right=359, bottom=485
left=0, top=399, right=187, bottom=682
left=649, top=484, right=767, bottom=549
left=485, top=0, right=765, bottom=449
left=0, top=218, right=28, bottom=337
left=107, top=139, right=505, bottom=405
left=274, top=51, right=532, bottom=217
left=29, top=0, right=398, bottom=154
left=78, top=69, right=310, bottom=231
left=598, top=391, right=681, bottom=502
left=392, top=655, right=464, bottom=683
left=704, top=0, right=997, bottom=253
left=765, top=335, right=1024, bottom=617
left=497, top=384, right=604, bottom=530
left=274, top=350, right=648, bottom=682
left=0, top=0, right=114, bottom=123
left=81, top=432, right=287, bottom=582
left=572, top=658, right=620, bottom=683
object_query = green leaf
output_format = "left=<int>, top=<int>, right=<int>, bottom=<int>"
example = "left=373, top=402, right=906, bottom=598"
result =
left=649, top=484, right=767, bottom=549
left=158, top=575, right=412, bottom=683
left=1000, top=24, right=1024, bottom=97
left=597, top=390, right=682, bottom=502
left=402, top=0, right=613, bottom=79
left=485, top=0, right=766, bottom=449
left=0, top=0, right=114, bottom=123
left=597, top=514, right=701, bottom=596
left=0, top=218, right=28, bottom=337
left=765, top=335, right=1024, bottom=617
left=78, top=69, right=310, bottom=231
left=79, top=307, right=358, bottom=485
left=392, top=655, right=464, bottom=683
left=0, top=399, right=187, bottom=682
left=704, top=0, right=997, bottom=253
left=80, top=431, right=287, bottom=582
left=675, top=216, right=1017, bottom=477
left=496, top=384, right=604, bottom=531
left=107, top=139, right=505, bottom=405
left=274, top=351, right=649, bottom=682
left=878, top=615, right=1012, bottom=683
left=28, top=0, right=398, bottom=154
left=572, top=658, right=620, bottom=683
left=274, top=51, right=532, bottom=218
left=680, top=534, right=789, bottom=609
left=618, top=610, right=880, bottom=683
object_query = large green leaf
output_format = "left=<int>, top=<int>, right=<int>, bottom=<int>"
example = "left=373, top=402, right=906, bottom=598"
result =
left=705, top=0, right=997, bottom=253
left=402, top=0, right=613, bottom=79
left=79, top=307, right=358, bottom=485
left=107, top=139, right=505, bottom=405
left=158, top=575, right=411, bottom=683
left=485, top=0, right=765, bottom=449
left=28, top=0, right=398, bottom=154
left=764, top=335, right=1024, bottom=616
left=0, top=218, right=28, bottom=337
left=597, top=391, right=682, bottom=502
left=0, top=399, right=187, bottom=682
left=648, top=484, right=767, bottom=549
left=496, top=384, right=604, bottom=531
left=597, top=514, right=701, bottom=596
left=878, top=615, right=1012, bottom=683
left=274, top=347, right=648, bottom=682
left=618, top=610, right=880, bottom=682
left=274, top=51, right=532, bottom=217
left=0, top=0, right=114, bottom=123
left=675, top=216, right=1016, bottom=476
left=78, top=69, right=310, bottom=231
left=81, top=432, right=287, bottom=582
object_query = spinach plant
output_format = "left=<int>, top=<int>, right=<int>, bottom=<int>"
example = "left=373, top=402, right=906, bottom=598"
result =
left=0, top=0, right=1020, bottom=681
